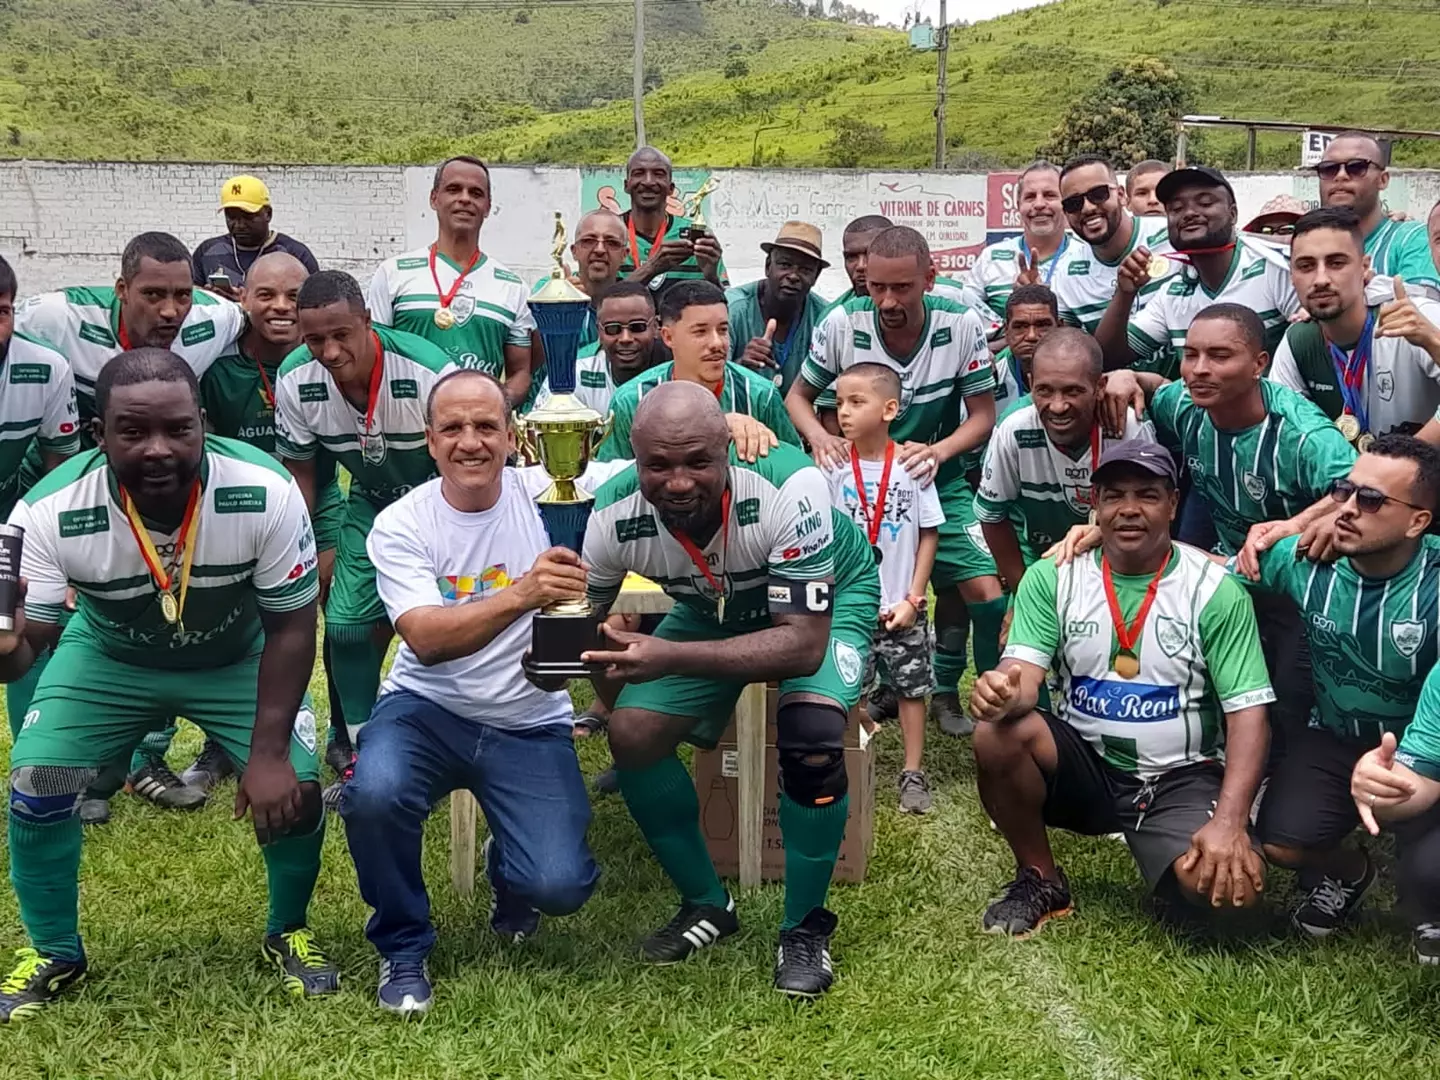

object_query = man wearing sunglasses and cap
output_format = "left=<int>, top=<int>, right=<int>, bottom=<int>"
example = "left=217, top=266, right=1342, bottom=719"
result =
left=727, top=222, right=831, bottom=393
left=1227, top=435, right=1440, bottom=955
left=1317, top=132, right=1440, bottom=300
left=1094, top=165, right=1299, bottom=379
left=192, top=175, right=320, bottom=301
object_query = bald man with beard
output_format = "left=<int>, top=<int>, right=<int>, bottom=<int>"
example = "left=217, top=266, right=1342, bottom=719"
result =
left=576, top=383, right=879, bottom=998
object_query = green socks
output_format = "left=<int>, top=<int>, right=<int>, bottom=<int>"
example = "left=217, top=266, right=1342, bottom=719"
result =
left=778, top=792, right=849, bottom=929
left=967, top=595, right=1010, bottom=677
left=326, top=626, right=385, bottom=734
left=932, top=598, right=970, bottom=693
left=262, top=816, right=326, bottom=935
left=617, top=755, right=728, bottom=909
left=9, top=814, right=83, bottom=959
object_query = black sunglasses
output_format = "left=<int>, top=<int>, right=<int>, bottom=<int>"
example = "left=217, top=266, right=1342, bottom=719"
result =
left=600, top=319, right=655, bottom=335
left=1330, top=477, right=1427, bottom=514
left=1314, top=159, right=1381, bottom=181
left=1060, top=184, right=1114, bottom=214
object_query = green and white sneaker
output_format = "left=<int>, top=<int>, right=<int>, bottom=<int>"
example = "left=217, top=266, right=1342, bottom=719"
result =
left=262, top=929, right=340, bottom=997
left=0, top=946, right=88, bottom=1023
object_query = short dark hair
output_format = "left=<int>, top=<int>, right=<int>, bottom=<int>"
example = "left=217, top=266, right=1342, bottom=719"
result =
left=1060, top=153, right=1116, bottom=181
left=120, top=232, right=190, bottom=280
left=597, top=280, right=657, bottom=313
left=95, top=347, right=200, bottom=419
left=837, top=361, right=902, bottom=402
left=432, top=155, right=490, bottom=192
left=1127, top=159, right=1170, bottom=184
left=844, top=215, right=893, bottom=236
left=0, top=254, right=16, bottom=301
left=1006, top=284, right=1059, bottom=322
left=1191, top=302, right=1266, bottom=353
left=658, top=280, right=728, bottom=324
left=1291, top=206, right=1365, bottom=247
left=425, top=368, right=510, bottom=427
left=297, top=270, right=367, bottom=314
left=1367, top=433, right=1440, bottom=512
left=867, top=225, right=930, bottom=268
left=1033, top=327, right=1103, bottom=380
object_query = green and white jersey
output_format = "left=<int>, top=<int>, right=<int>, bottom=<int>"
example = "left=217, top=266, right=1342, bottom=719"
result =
left=975, top=406, right=1154, bottom=557
left=531, top=342, right=618, bottom=417
left=1127, top=239, right=1299, bottom=380
left=0, top=332, right=80, bottom=517
left=583, top=443, right=874, bottom=628
left=1052, top=215, right=1177, bottom=333
left=967, top=234, right=1075, bottom=314
left=8, top=436, right=317, bottom=670
left=273, top=325, right=456, bottom=509
left=1149, top=378, right=1355, bottom=555
left=934, top=275, right=1002, bottom=332
left=801, top=293, right=994, bottom=492
left=1007, top=544, right=1275, bottom=778
left=1398, top=664, right=1440, bottom=780
left=1271, top=275, right=1440, bottom=437
left=992, top=347, right=1025, bottom=418
left=14, top=286, right=245, bottom=422
left=366, top=248, right=535, bottom=376
left=596, top=360, right=800, bottom=463
left=616, top=212, right=729, bottom=292
left=1239, top=534, right=1440, bottom=742
left=1364, top=217, right=1440, bottom=298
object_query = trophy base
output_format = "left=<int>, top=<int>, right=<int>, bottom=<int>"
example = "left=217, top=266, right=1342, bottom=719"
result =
left=524, top=609, right=603, bottom=682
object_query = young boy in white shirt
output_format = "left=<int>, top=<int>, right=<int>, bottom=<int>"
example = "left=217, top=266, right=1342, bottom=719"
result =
left=824, top=363, right=945, bottom=814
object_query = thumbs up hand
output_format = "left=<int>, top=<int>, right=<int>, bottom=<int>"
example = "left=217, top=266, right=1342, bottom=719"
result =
left=1378, top=276, right=1440, bottom=351
left=969, top=663, right=1026, bottom=724
left=741, top=318, right=779, bottom=374
left=1352, top=730, right=1419, bottom=835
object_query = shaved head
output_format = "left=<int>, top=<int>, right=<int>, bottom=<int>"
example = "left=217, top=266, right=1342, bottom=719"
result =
left=245, top=250, right=307, bottom=288
left=626, top=146, right=673, bottom=174
left=632, top=383, right=731, bottom=537
left=633, top=381, right=729, bottom=453
left=578, top=208, right=624, bottom=236
left=241, top=250, right=309, bottom=349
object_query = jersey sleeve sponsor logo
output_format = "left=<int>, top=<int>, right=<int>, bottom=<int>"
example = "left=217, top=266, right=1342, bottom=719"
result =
left=298, top=382, right=330, bottom=402
left=853, top=330, right=872, bottom=351
left=1066, top=618, right=1100, bottom=637
left=494, top=268, right=524, bottom=285
left=180, top=322, right=216, bottom=347
left=213, top=485, right=268, bottom=514
left=992, top=249, right=1016, bottom=262
left=9, top=363, right=49, bottom=384
left=930, top=327, right=953, bottom=349
left=768, top=583, right=792, bottom=604
left=783, top=545, right=801, bottom=559
left=1392, top=620, right=1426, bottom=659
left=57, top=506, right=109, bottom=538
left=796, top=509, right=825, bottom=540
left=286, top=552, right=318, bottom=580
left=614, top=514, right=659, bottom=543
left=59, top=421, right=76, bottom=435
left=580, top=369, right=608, bottom=388
left=396, top=257, right=428, bottom=270
left=389, top=378, right=419, bottom=400
left=1067, top=260, right=1091, bottom=275
left=1069, top=675, right=1180, bottom=722
left=736, top=497, right=761, bottom=526
left=77, top=322, right=117, bottom=348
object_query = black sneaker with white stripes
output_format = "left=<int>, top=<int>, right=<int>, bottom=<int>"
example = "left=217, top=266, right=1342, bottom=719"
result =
left=640, top=894, right=739, bottom=964
left=1292, top=854, right=1376, bottom=938
left=774, top=907, right=838, bottom=998
left=127, top=761, right=207, bottom=810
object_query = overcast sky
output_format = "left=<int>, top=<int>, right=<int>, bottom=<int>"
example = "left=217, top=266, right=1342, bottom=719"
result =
left=848, top=0, right=1055, bottom=25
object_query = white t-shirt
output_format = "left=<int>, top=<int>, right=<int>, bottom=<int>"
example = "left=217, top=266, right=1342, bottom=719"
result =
left=824, top=454, right=945, bottom=613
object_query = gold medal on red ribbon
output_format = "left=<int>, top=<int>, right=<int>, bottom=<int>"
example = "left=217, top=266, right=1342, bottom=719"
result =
left=120, top=481, right=202, bottom=636
left=433, top=307, right=456, bottom=331
left=1337, top=413, right=1361, bottom=443
left=1101, top=552, right=1167, bottom=682
left=429, top=246, right=479, bottom=334
left=675, top=489, right=731, bottom=624
left=1112, top=649, right=1141, bottom=679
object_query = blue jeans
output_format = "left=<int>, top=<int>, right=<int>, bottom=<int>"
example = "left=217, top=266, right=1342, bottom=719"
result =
left=339, top=689, right=598, bottom=961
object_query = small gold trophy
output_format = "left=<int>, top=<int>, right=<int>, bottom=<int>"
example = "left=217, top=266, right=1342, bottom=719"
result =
left=681, top=176, right=720, bottom=241
left=520, top=212, right=610, bottom=682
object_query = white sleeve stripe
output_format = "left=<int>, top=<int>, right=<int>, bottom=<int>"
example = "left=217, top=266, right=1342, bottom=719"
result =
left=1003, top=644, right=1052, bottom=669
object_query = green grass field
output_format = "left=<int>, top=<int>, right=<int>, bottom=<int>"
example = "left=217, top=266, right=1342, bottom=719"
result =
left=2, top=657, right=1440, bottom=1078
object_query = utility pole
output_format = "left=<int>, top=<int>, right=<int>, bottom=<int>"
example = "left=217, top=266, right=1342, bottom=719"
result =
left=934, top=0, right=948, bottom=169
left=633, top=0, right=647, bottom=150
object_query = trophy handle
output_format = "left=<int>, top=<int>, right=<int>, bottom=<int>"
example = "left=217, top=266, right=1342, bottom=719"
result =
left=589, top=413, right=614, bottom=459
left=517, top=422, right=541, bottom=466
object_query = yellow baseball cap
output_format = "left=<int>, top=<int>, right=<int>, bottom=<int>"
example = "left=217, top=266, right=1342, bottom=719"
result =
left=219, top=174, right=270, bottom=214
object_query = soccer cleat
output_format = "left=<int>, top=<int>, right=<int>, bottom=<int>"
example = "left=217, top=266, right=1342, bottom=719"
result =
left=865, top=685, right=899, bottom=724
left=484, top=836, right=540, bottom=943
left=983, top=866, right=1074, bottom=938
left=898, top=769, right=933, bottom=814
left=641, top=894, right=740, bottom=964
left=0, top=946, right=87, bottom=1023
left=325, top=739, right=354, bottom=778
left=78, top=797, right=110, bottom=825
left=377, top=958, right=432, bottom=1016
left=592, top=765, right=619, bottom=795
left=322, top=752, right=356, bottom=811
left=180, top=739, right=235, bottom=793
left=1292, top=854, right=1377, bottom=938
left=262, top=929, right=340, bottom=997
left=773, top=907, right=838, bottom=998
left=1415, top=924, right=1440, bottom=965
left=929, top=691, right=974, bottom=737
left=126, top=761, right=207, bottom=810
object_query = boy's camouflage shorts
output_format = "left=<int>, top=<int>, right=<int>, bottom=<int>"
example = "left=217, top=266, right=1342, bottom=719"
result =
left=865, top=617, right=935, bottom=700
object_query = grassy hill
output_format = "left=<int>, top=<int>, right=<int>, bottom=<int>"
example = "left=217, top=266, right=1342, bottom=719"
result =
left=5, top=0, right=1440, bottom=168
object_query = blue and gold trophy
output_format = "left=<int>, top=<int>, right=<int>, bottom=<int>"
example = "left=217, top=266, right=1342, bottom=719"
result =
left=520, top=213, right=609, bottom=681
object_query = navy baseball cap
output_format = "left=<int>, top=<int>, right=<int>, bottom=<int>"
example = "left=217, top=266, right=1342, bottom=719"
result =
left=1092, top=441, right=1178, bottom=486
left=1156, top=165, right=1235, bottom=206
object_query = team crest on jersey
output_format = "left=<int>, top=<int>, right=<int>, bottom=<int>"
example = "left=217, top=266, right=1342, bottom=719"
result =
left=448, top=292, right=476, bottom=327
left=1241, top=471, right=1268, bottom=502
left=832, top=639, right=863, bottom=687
left=1376, top=369, right=1395, bottom=401
left=690, top=571, right=734, bottom=607
left=1391, top=620, right=1425, bottom=659
left=1155, top=615, right=1187, bottom=658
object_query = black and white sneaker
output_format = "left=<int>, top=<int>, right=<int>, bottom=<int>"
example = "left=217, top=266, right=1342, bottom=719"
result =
left=1292, top=855, right=1376, bottom=938
left=1414, top=923, right=1440, bottom=965
left=929, top=691, right=974, bottom=737
left=180, top=738, right=235, bottom=793
left=774, top=907, right=838, bottom=998
left=982, top=866, right=1074, bottom=937
left=641, top=894, right=739, bottom=964
left=127, top=761, right=207, bottom=810
left=484, top=837, right=540, bottom=943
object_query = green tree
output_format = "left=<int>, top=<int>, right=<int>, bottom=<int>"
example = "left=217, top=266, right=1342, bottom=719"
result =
left=1039, top=57, right=1191, bottom=166
left=824, top=114, right=888, bottom=168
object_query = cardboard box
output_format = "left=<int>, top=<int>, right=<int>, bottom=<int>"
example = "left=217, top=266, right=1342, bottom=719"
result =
left=693, top=727, right=876, bottom=884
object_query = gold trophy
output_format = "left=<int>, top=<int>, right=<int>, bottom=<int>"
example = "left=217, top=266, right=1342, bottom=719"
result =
left=520, top=212, right=610, bottom=681
left=681, top=176, right=720, bottom=241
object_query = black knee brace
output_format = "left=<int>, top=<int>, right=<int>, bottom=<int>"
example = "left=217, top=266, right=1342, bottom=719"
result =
left=775, top=700, right=848, bottom=807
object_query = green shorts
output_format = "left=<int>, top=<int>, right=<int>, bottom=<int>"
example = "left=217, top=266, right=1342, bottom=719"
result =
left=325, top=496, right=385, bottom=628
left=9, top=627, right=321, bottom=782
left=932, top=477, right=999, bottom=588
left=614, top=586, right=877, bottom=749
left=312, top=478, right=346, bottom=555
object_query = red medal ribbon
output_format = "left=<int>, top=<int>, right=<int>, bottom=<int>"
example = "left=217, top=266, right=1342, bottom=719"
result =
left=360, top=331, right=386, bottom=438
left=119, top=479, right=201, bottom=595
left=1166, top=241, right=1238, bottom=265
left=1079, top=424, right=1101, bottom=507
left=627, top=213, right=667, bottom=271
left=255, top=358, right=276, bottom=410
left=429, top=245, right=481, bottom=314
left=850, top=441, right=895, bottom=546
left=674, top=488, right=730, bottom=606
left=117, top=319, right=132, bottom=351
left=1101, top=551, right=1168, bottom=662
